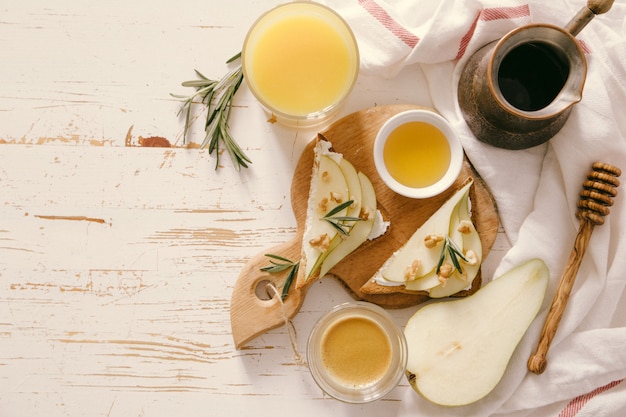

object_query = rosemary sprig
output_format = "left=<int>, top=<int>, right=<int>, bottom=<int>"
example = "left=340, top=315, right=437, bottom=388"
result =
left=260, top=254, right=300, bottom=301
left=171, top=52, right=251, bottom=171
left=320, top=200, right=363, bottom=236
left=436, top=236, right=468, bottom=275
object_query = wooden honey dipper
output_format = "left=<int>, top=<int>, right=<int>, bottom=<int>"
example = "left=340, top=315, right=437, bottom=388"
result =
left=528, top=162, right=621, bottom=374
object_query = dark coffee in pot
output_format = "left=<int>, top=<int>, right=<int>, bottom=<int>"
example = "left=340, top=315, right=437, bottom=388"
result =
left=497, top=42, right=570, bottom=112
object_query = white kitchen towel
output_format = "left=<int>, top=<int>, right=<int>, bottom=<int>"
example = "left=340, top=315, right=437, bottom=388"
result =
left=320, top=0, right=626, bottom=415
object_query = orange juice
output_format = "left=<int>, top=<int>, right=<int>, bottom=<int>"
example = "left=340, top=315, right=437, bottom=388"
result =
left=242, top=2, right=358, bottom=125
left=321, top=316, right=392, bottom=388
left=383, top=122, right=451, bottom=188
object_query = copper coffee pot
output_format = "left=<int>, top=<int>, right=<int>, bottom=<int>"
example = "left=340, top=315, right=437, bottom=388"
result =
left=458, top=0, right=614, bottom=150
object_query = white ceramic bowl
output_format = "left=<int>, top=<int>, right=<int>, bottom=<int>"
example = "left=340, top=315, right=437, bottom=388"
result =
left=373, top=110, right=464, bottom=199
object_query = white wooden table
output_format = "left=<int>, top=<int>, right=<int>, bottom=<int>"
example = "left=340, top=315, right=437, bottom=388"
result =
left=0, top=1, right=510, bottom=415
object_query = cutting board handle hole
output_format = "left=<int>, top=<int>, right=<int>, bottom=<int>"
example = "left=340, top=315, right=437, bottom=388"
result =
left=255, top=279, right=276, bottom=301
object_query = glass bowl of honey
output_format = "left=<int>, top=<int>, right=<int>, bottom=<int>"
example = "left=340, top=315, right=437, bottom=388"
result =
left=307, top=302, right=407, bottom=403
left=373, top=109, right=464, bottom=199
left=242, top=1, right=359, bottom=128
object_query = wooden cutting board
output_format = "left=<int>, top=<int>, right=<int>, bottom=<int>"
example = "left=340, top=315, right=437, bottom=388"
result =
left=231, top=104, right=499, bottom=349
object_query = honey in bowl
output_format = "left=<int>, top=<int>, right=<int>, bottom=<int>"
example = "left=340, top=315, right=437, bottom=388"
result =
left=374, top=109, right=464, bottom=199
left=242, top=2, right=359, bottom=127
left=321, top=316, right=392, bottom=388
left=307, top=302, right=407, bottom=403
left=383, top=121, right=451, bottom=188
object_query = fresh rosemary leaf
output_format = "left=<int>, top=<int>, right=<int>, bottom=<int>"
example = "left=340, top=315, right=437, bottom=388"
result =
left=260, top=262, right=292, bottom=274
left=260, top=254, right=300, bottom=301
left=320, top=200, right=362, bottom=236
left=325, top=200, right=353, bottom=217
left=329, top=216, right=364, bottom=222
left=448, top=244, right=463, bottom=273
left=172, top=53, right=251, bottom=171
left=436, top=240, right=447, bottom=274
left=226, top=52, right=242, bottom=64
left=447, top=237, right=468, bottom=262
left=436, top=236, right=468, bottom=275
left=281, top=262, right=299, bottom=301
left=264, top=254, right=295, bottom=263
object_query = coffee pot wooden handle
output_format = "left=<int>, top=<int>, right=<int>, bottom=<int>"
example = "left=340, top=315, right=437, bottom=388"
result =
left=566, top=0, right=614, bottom=36
left=587, top=0, right=615, bottom=14
left=528, top=163, right=621, bottom=374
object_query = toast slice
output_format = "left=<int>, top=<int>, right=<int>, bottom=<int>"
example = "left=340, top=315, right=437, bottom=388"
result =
left=360, top=178, right=482, bottom=298
left=296, top=135, right=387, bottom=290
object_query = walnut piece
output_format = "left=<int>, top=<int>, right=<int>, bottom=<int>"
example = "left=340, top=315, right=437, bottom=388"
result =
left=330, top=191, right=343, bottom=203
left=424, top=234, right=445, bottom=249
left=437, top=275, right=449, bottom=287
left=309, top=233, right=330, bottom=252
left=404, top=260, right=422, bottom=281
left=318, top=197, right=329, bottom=212
left=438, top=263, right=454, bottom=279
left=360, top=206, right=372, bottom=221
left=464, top=249, right=479, bottom=266
left=457, top=220, right=473, bottom=234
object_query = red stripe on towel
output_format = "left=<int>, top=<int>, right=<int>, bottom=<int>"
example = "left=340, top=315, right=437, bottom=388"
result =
left=481, top=4, right=530, bottom=21
left=456, top=4, right=531, bottom=59
left=558, top=379, right=624, bottom=417
left=358, top=0, right=420, bottom=49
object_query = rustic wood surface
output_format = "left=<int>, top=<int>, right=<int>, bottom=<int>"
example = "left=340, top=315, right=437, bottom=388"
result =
left=230, top=104, right=500, bottom=349
left=0, top=2, right=510, bottom=416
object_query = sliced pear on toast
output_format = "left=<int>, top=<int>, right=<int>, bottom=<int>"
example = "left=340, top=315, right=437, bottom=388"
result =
left=297, top=138, right=382, bottom=289
left=363, top=178, right=482, bottom=298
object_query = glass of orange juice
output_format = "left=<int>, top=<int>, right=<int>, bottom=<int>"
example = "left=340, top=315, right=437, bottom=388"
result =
left=242, top=1, right=359, bottom=128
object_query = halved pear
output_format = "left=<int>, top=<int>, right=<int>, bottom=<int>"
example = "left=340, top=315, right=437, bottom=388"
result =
left=404, top=258, right=549, bottom=407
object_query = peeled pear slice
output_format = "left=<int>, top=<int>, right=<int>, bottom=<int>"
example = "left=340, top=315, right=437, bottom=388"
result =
left=372, top=179, right=481, bottom=297
left=404, top=258, right=549, bottom=406
left=308, top=158, right=363, bottom=278
left=427, top=187, right=482, bottom=298
left=301, top=154, right=349, bottom=280
left=319, top=171, right=376, bottom=277
left=298, top=139, right=383, bottom=289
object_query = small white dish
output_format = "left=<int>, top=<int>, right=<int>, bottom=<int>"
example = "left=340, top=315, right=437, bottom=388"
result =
left=373, top=110, right=464, bottom=199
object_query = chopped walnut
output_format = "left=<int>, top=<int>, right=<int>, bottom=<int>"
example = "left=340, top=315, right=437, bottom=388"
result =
left=424, top=234, right=445, bottom=249
left=318, top=197, right=329, bottom=212
left=404, top=259, right=422, bottom=281
left=321, top=171, right=331, bottom=182
left=309, top=233, right=330, bottom=252
left=437, top=275, right=449, bottom=287
left=438, top=263, right=454, bottom=279
left=360, top=206, right=372, bottom=221
left=330, top=191, right=343, bottom=203
left=464, top=249, right=479, bottom=266
left=457, top=220, right=473, bottom=234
